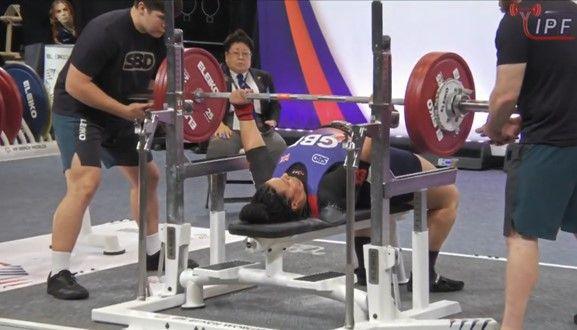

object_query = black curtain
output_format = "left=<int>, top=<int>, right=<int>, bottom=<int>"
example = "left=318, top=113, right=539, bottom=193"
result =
left=227, top=0, right=259, bottom=67
left=68, top=0, right=259, bottom=65
left=175, top=0, right=258, bottom=67
left=20, top=0, right=55, bottom=45
left=3, top=0, right=258, bottom=65
left=72, top=0, right=132, bottom=32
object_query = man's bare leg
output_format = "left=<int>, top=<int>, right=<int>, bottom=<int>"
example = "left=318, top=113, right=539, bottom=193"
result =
left=501, top=231, right=539, bottom=330
left=118, top=161, right=160, bottom=237
left=117, top=161, right=163, bottom=271
left=415, top=155, right=459, bottom=251
left=48, top=154, right=100, bottom=299
left=52, top=154, right=101, bottom=253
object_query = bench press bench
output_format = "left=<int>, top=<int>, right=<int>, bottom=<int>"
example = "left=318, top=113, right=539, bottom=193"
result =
left=179, top=203, right=460, bottom=322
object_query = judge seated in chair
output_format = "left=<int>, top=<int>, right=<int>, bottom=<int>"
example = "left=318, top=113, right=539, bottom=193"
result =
left=206, top=29, right=286, bottom=163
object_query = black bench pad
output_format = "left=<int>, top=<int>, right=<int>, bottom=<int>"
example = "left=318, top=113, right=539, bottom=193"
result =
left=228, top=204, right=413, bottom=239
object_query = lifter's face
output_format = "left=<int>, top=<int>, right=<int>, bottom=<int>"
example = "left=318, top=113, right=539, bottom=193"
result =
left=225, top=42, right=252, bottom=74
left=135, top=3, right=166, bottom=38
left=266, top=174, right=307, bottom=212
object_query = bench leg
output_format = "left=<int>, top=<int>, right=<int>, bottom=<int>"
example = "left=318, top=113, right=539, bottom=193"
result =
left=181, top=273, right=205, bottom=309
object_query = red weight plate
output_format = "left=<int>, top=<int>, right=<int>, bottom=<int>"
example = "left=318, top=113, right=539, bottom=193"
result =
left=404, top=52, right=475, bottom=157
left=153, top=59, right=167, bottom=109
left=0, top=68, right=24, bottom=144
left=0, top=92, right=5, bottom=137
left=153, top=48, right=227, bottom=143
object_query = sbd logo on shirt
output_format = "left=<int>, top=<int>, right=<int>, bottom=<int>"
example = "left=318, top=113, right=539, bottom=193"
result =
left=123, top=52, right=156, bottom=71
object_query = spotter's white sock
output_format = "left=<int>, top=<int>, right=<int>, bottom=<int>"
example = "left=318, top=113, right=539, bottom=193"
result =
left=51, top=251, right=71, bottom=275
left=146, top=233, right=161, bottom=255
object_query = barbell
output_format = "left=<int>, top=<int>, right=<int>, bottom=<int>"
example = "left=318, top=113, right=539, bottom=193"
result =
left=151, top=48, right=492, bottom=156
left=195, top=91, right=488, bottom=112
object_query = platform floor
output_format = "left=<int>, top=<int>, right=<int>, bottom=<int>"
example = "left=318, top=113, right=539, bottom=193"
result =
left=1, top=152, right=576, bottom=329
left=1, top=240, right=576, bottom=329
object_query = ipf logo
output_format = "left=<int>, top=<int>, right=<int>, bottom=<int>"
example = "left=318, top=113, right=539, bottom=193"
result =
left=510, top=3, right=576, bottom=41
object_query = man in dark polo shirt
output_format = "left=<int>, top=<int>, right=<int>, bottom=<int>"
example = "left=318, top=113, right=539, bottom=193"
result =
left=477, top=1, right=577, bottom=328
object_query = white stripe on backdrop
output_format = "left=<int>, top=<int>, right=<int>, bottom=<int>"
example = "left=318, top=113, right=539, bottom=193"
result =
left=310, top=1, right=504, bottom=139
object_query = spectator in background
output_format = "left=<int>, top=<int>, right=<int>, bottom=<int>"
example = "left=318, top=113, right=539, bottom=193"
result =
left=49, top=0, right=77, bottom=44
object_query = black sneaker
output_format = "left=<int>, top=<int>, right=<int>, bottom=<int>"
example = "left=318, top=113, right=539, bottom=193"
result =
left=354, top=267, right=367, bottom=286
left=47, top=270, right=89, bottom=300
left=407, top=273, right=464, bottom=293
left=146, top=251, right=199, bottom=271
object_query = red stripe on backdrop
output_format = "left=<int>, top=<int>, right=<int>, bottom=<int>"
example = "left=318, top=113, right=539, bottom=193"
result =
left=284, top=0, right=344, bottom=125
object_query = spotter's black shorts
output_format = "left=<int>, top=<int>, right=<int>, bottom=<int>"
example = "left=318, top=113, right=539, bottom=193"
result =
left=52, top=113, right=152, bottom=171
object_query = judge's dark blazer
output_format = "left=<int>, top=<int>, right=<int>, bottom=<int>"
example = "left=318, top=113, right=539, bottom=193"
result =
left=221, top=63, right=281, bottom=132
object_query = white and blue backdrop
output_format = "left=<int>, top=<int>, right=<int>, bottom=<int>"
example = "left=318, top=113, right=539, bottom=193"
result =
left=258, top=1, right=504, bottom=140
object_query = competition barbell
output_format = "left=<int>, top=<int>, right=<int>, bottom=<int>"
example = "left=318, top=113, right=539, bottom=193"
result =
left=152, top=48, right=490, bottom=156
left=195, top=91, right=488, bottom=113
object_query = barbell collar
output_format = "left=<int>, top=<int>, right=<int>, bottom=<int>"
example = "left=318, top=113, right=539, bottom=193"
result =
left=183, top=99, right=194, bottom=114
left=388, top=97, right=488, bottom=113
left=458, top=100, right=490, bottom=113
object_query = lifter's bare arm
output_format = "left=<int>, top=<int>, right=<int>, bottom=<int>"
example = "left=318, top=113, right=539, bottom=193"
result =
left=359, top=137, right=372, bottom=163
left=229, top=89, right=266, bottom=152
left=66, top=64, right=150, bottom=121
left=476, top=63, right=525, bottom=145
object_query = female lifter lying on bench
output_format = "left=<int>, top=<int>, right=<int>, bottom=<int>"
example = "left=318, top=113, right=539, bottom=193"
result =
left=228, top=89, right=463, bottom=292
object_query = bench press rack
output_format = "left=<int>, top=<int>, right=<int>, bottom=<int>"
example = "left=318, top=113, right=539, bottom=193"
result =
left=92, top=1, right=498, bottom=329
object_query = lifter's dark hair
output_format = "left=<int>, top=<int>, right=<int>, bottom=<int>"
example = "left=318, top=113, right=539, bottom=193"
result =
left=239, top=185, right=300, bottom=224
left=223, top=29, right=254, bottom=53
